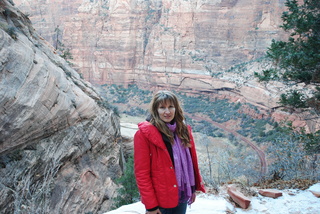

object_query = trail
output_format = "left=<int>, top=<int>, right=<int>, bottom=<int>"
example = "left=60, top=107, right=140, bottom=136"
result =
left=186, top=113, right=267, bottom=176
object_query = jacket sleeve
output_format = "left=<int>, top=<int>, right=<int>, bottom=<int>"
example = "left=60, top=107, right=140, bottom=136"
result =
left=188, top=126, right=206, bottom=193
left=134, top=130, right=159, bottom=209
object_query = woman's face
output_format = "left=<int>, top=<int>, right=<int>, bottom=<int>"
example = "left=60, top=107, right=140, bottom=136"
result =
left=157, top=101, right=175, bottom=123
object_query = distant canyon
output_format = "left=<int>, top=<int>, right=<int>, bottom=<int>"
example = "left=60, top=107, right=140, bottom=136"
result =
left=14, top=0, right=286, bottom=83
left=14, top=0, right=319, bottom=132
left=1, top=1, right=317, bottom=212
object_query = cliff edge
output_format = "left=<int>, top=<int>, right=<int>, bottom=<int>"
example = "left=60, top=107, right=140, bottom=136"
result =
left=0, top=1, right=122, bottom=213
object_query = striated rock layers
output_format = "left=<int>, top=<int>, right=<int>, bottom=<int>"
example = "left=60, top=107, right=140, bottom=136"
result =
left=13, top=0, right=319, bottom=132
left=0, top=1, right=122, bottom=213
left=13, top=1, right=287, bottom=84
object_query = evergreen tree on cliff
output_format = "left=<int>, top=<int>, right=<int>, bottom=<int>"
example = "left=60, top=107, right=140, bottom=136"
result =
left=255, top=0, right=320, bottom=154
left=255, top=0, right=320, bottom=114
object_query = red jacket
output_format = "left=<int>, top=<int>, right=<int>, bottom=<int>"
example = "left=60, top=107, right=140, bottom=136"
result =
left=134, top=121, right=205, bottom=210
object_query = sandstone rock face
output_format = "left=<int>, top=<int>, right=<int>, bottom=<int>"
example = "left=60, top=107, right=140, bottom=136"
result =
left=14, top=0, right=286, bottom=84
left=0, top=1, right=122, bottom=213
left=13, top=0, right=320, bottom=131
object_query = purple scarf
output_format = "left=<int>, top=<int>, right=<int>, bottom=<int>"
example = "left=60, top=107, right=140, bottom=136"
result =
left=167, top=122, right=195, bottom=204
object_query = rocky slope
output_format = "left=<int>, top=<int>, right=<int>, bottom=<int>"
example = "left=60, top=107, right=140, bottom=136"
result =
left=0, top=1, right=123, bottom=213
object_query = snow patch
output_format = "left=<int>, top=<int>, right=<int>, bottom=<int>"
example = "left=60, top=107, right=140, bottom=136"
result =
left=104, top=183, right=320, bottom=214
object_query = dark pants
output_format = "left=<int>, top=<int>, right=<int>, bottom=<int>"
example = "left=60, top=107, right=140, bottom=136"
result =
left=159, top=202, right=188, bottom=214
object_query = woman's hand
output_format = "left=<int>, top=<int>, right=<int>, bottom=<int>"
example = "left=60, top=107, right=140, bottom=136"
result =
left=146, top=208, right=162, bottom=214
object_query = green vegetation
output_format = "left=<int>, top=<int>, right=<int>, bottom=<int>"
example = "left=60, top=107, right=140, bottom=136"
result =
left=179, top=93, right=244, bottom=123
left=105, top=84, right=286, bottom=147
left=54, top=26, right=74, bottom=65
left=103, top=84, right=317, bottom=153
left=254, top=0, right=320, bottom=114
left=102, top=84, right=152, bottom=106
left=192, top=120, right=223, bottom=137
left=103, top=83, right=319, bottom=183
left=123, top=106, right=146, bottom=117
left=226, top=57, right=265, bottom=74
left=112, top=156, right=139, bottom=209
left=7, top=26, right=18, bottom=40
left=0, top=21, right=18, bottom=40
left=97, top=99, right=120, bottom=117
left=254, top=0, right=320, bottom=159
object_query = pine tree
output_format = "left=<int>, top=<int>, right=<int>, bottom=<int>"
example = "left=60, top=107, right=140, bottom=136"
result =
left=112, top=156, right=139, bottom=209
left=255, top=0, right=320, bottom=113
left=255, top=0, right=320, bottom=155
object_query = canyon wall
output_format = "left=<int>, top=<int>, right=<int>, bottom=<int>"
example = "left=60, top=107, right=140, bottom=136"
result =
left=14, top=0, right=286, bottom=83
left=13, top=0, right=319, bottom=132
left=0, top=1, right=122, bottom=213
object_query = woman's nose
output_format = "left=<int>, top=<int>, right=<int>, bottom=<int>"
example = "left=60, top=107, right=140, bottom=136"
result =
left=164, top=108, right=170, bottom=113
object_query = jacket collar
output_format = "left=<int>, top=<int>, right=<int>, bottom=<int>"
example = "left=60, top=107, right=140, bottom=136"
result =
left=138, top=121, right=167, bottom=150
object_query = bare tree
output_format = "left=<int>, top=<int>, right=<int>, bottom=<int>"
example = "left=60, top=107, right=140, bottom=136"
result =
left=0, top=157, right=62, bottom=214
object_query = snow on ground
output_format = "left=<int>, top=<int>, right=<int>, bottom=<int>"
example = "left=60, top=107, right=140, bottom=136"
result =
left=104, top=183, right=320, bottom=214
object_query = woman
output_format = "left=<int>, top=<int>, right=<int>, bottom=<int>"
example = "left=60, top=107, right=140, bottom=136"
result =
left=134, top=91, right=205, bottom=214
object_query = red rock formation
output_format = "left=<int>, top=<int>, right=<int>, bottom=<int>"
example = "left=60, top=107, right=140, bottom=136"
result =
left=227, top=185, right=251, bottom=209
left=14, top=0, right=320, bottom=132
left=15, top=0, right=287, bottom=85
left=259, top=189, right=283, bottom=198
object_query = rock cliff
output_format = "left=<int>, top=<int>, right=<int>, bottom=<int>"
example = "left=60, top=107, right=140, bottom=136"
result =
left=0, top=1, right=122, bottom=213
left=14, top=0, right=286, bottom=84
left=14, top=0, right=319, bottom=132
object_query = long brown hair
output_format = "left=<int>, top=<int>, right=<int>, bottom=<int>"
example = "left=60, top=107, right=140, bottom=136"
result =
left=149, top=91, right=191, bottom=147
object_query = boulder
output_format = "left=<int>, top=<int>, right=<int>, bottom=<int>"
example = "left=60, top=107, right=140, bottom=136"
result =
left=259, top=189, right=283, bottom=199
left=310, top=190, right=320, bottom=198
left=227, top=185, right=251, bottom=209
